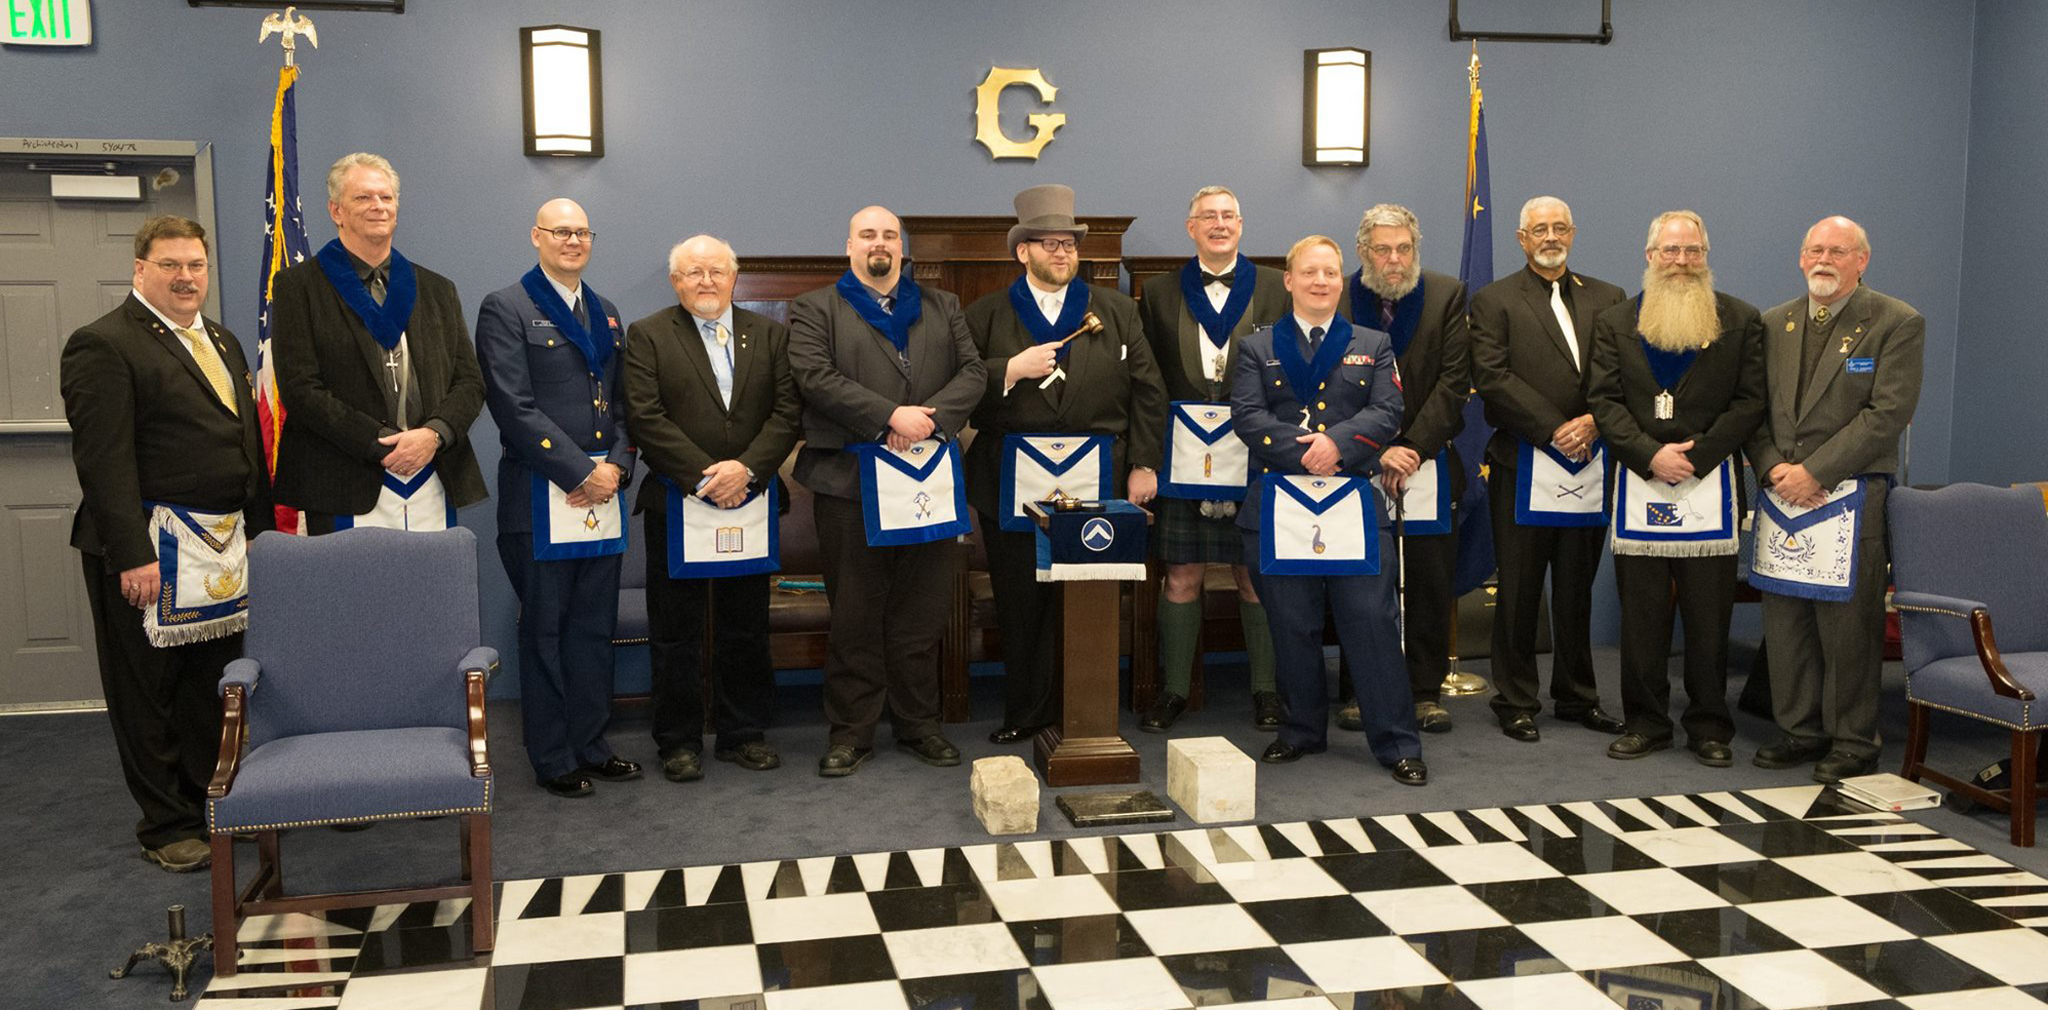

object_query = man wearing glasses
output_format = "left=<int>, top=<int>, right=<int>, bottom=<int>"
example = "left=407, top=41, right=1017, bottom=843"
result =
left=271, top=152, right=487, bottom=533
left=965, top=184, right=1167, bottom=745
left=62, top=216, right=272, bottom=871
left=1586, top=210, right=1764, bottom=767
left=1336, top=203, right=1470, bottom=736
left=475, top=199, right=640, bottom=798
left=1469, top=197, right=1628, bottom=744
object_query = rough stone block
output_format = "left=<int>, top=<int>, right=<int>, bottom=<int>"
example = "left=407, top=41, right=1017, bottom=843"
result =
left=1167, top=736, right=1255, bottom=823
left=971, top=755, right=1040, bottom=835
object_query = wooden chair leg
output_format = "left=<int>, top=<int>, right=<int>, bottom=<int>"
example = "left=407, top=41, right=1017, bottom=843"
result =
left=258, top=831, right=283, bottom=899
left=467, top=815, right=495, bottom=953
left=2012, top=729, right=2039, bottom=848
left=1900, top=702, right=1931, bottom=781
left=209, top=834, right=238, bottom=977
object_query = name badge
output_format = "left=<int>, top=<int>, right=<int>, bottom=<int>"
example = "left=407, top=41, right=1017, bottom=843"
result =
left=532, top=319, right=558, bottom=328
left=1846, top=357, right=1875, bottom=374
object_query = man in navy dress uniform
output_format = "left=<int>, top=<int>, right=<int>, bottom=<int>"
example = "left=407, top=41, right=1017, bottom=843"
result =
left=1230, top=235, right=1426, bottom=786
left=475, top=198, right=640, bottom=798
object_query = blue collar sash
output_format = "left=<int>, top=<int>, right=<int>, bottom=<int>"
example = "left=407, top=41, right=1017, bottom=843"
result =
left=315, top=238, right=417, bottom=351
left=1008, top=276, right=1090, bottom=360
left=1179, top=254, right=1256, bottom=351
left=1271, top=314, right=1353, bottom=412
left=837, top=270, right=923, bottom=355
left=1349, top=271, right=1425, bottom=357
left=521, top=265, right=616, bottom=375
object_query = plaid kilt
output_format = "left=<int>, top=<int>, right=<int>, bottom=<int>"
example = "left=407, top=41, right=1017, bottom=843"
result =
left=1152, top=495, right=1245, bottom=564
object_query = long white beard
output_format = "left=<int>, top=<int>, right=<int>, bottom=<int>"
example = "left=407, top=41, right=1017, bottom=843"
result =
left=1638, top=265, right=1720, bottom=352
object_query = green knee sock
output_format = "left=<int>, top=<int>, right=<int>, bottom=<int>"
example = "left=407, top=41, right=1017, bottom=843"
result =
left=1158, top=598, right=1203, bottom=696
left=1240, top=600, right=1277, bottom=692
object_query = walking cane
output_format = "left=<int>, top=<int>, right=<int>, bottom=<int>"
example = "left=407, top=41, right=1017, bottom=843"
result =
left=1390, top=475, right=1407, bottom=658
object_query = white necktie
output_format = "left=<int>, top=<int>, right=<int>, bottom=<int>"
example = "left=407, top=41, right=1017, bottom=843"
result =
left=1550, top=281, right=1580, bottom=371
left=1040, top=294, right=1062, bottom=325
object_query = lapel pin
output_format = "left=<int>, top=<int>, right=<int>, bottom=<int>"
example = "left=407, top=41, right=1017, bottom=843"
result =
left=1785, top=320, right=1796, bottom=331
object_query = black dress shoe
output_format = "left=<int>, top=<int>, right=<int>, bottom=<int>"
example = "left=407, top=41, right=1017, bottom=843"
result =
left=1689, top=739, right=1735, bottom=768
left=1607, top=733, right=1671, bottom=760
left=1415, top=701, right=1453, bottom=734
left=818, top=745, right=873, bottom=778
left=1753, top=736, right=1831, bottom=769
left=1261, top=740, right=1322, bottom=764
left=1334, top=701, right=1363, bottom=732
left=1140, top=693, right=1188, bottom=734
left=988, top=724, right=1047, bottom=745
left=897, top=734, right=962, bottom=767
left=1813, top=749, right=1877, bottom=784
left=1565, top=707, right=1626, bottom=734
left=1391, top=758, right=1428, bottom=786
left=542, top=772, right=594, bottom=797
left=1251, top=691, right=1282, bottom=732
left=715, top=741, right=782, bottom=771
left=579, top=756, right=642, bottom=782
left=1499, top=713, right=1540, bottom=743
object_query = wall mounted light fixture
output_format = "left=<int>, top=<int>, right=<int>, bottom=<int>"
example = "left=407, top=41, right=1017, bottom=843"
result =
left=521, top=25, right=604, bottom=158
left=1302, top=48, right=1371, bottom=167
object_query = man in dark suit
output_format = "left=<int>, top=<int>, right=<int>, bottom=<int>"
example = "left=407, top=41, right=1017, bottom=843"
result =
left=625, top=235, right=802, bottom=783
left=1587, top=210, right=1765, bottom=767
left=270, top=152, right=486, bottom=532
left=1231, top=235, right=1426, bottom=785
left=1469, top=196, right=1628, bottom=743
left=965, top=184, right=1167, bottom=744
left=62, top=216, right=272, bottom=872
left=790, top=206, right=984, bottom=777
left=476, top=198, right=640, bottom=798
left=1334, top=203, right=1469, bottom=734
left=1747, top=216, right=1923, bottom=783
left=1137, top=186, right=1289, bottom=733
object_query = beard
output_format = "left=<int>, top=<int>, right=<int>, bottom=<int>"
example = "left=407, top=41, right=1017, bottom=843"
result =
left=1025, top=256, right=1075, bottom=288
left=1805, top=267, right=1841, bottom=300
left=864, top=252, right=894, bottom=279
left=1359, top=263, right=1418, bottom=302
left=1637, top=263, right=1720, bottom=351
left=1531, top=246, right=1567, bottom=271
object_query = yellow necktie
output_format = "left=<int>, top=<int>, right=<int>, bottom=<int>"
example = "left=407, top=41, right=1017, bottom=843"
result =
left=178, top=326, right=238, bottom=415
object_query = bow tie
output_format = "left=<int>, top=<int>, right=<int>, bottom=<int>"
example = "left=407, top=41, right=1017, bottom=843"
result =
left=1201, top=271, right=1235, bottom=288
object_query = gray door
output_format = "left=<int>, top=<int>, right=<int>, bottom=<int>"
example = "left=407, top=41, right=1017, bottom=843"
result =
left=0, top=148, right=209, bottom=710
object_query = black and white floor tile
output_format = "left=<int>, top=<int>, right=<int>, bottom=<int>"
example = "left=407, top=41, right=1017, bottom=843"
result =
left=192, top=786, right=2048, bottom=1010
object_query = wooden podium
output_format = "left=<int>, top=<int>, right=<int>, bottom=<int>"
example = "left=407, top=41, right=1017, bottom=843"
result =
left=1026, top=501, right=1150, bottom=787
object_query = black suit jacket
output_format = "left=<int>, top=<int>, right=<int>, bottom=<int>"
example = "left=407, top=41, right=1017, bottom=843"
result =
left=1586, top=292, right=1767, bottom=481
left=1336, top=269, right=1470, bottom=465
left=623, top=304, right=802, bottom=515
left=61, top=294, right=272, bottom=570
left=787, top=281, right=987, bottom=500
left=1139, top=262, right=1290, bottom=404
left=1469, top=266, right=1628, bottom=466
left=962, top=283, right=1166, bottom=517
left=269, top=257, right=487, bottom=513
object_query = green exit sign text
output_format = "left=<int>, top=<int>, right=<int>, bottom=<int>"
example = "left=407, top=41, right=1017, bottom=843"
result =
left=5, top=0, right=91, bottom=46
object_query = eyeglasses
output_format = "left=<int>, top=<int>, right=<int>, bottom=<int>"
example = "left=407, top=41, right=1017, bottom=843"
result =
left=1521, top=224, right=1573, bottom=239
left=1189, top=211, right=1242, bottom=225
left=1365, top=243, right=1415, bottom=260
left=143, top=259, right=209, bottom=276
left=1655, top=245, right=1706, bottom=260
left=676, top=267, right=731, bottom=283
left=1036, top=237, right=1078, bottom=253
left=540, top=227, right=596, bottom=242
left=1801, top=245, right=1857, bottom=261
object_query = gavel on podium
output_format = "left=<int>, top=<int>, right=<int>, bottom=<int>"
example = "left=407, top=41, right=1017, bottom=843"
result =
left=1038, top=311, right=1105, bottom=389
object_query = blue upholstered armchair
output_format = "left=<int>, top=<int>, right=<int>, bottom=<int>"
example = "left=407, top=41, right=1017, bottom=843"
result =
left=204, top=527, right=498, bottom=975
left=1890, top=483, right=2048, bottom=847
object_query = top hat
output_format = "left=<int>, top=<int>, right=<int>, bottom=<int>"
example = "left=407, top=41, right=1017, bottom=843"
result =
left=1005, top=184, right=1090, bottom=250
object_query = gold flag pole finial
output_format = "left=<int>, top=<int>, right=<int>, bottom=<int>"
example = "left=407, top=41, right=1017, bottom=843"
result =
left=259, top=7, right=318, bottom=68
left=1467, top=41, right=1481, bottom=93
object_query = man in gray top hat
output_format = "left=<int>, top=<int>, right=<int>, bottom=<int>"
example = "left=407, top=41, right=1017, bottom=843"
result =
left=963, top=184, right=1168, bottom=744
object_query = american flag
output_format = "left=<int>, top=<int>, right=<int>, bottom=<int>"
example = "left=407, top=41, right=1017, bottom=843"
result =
left=257, top=64, right=308, bottom=533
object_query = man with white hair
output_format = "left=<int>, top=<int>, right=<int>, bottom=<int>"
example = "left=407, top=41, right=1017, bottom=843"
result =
left=1586, top=210, right=1765, bottom=767
left=272, top=152, right=487, bottom=532
left=624, top=235, right=801, bottom=784
left=1746, top=216, right=1922, bottom=783
left=1469, top=196, right=1628, bottom=743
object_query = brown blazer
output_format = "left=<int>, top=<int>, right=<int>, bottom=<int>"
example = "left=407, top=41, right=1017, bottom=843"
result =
left=1746, top=285, right=1923, bottom=487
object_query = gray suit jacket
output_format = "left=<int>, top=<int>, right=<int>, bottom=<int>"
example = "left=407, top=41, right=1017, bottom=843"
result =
left=1746, top=285, right=1924, bottom=488
left=787, top=280, right=987, bottom=499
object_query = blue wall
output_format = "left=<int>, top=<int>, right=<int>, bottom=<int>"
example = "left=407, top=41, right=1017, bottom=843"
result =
left=1, top=1, right=1993, bottom=674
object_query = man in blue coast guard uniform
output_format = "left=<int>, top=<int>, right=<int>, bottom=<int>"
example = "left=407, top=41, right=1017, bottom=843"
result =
left=475, top=198, right=640, bottom=798
left=1231, top=235, right=1427, bottom=786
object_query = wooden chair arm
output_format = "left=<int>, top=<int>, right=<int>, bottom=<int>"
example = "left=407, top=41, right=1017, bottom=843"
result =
left=206, top=684, right=247, bottom=799
left=466, top=668, right=492, bottom=778
left=1972, top=609, right=2034, bottom=701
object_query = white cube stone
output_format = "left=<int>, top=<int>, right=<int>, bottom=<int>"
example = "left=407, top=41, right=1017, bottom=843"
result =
left=1167, top=736, right=1256, bottom=823
left=971, top=755, right=1040, bottom=835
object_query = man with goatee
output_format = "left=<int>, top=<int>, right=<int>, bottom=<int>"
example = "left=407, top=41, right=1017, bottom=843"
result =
left=965, top=184, right=1167, bottom=745
left=1586, top=210, right=1764, bottom=767
left=1746, top=216, right=1922, bottom=783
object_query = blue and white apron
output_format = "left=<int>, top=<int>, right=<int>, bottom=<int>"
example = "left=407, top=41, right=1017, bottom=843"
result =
left=1159, top=401, right=1248, bottom=501
left=532, top=454, right=627, bottom=561
left=664, top=478, right=779, bottom=578
left=1516, top=440, right=1608, bottom=528
left=1260, top=474, right=1381, bottom=576
left=1750, top=479, right=1864, bottom=602
left=856, top=438, right=971, bottom=547
left=1611, top=459, right=1739, bottom=556
left=144, top=503, right=249, bottom=647
left=998, top=433, right=1111, bottom=532
left=334, top=464, right=454, bottom=532
left=1383, top=450, right=1452, bottom=535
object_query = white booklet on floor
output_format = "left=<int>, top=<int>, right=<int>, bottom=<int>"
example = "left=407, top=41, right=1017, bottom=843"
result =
left=1838, top=772, right=1941, bottom=812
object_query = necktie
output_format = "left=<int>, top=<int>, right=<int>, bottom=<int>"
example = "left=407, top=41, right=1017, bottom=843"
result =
left=178, top=326, right=238, bottom=415
left=1307, top=325, right=1325, bottom=357
left=1378, top=300, right=1395, bottom=332
left=572, top=295, right=589, bottom=330
left=703, top=320, right=734, bottom=406
left=1551, top=280, right=1581, bottom=370
left=878, top=294, right=894, bottom=314
left=1040, top=294, right=1061, bottom=325
left=1201, top=270, right=1235, bottom=288
left=367, top=268, right=387, bottom=306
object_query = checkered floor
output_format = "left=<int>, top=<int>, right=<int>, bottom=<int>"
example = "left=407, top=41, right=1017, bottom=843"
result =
left=194, top=786, right=2048, bottom=1010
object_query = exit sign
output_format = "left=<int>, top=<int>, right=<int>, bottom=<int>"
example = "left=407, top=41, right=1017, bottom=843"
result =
left=5, top=0, right=91, bottom=46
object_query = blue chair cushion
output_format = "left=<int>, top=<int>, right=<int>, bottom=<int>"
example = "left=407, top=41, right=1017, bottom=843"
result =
left=1908, top=651, right=2048, bottom=730
left=208, top=727, right=491, bottom=832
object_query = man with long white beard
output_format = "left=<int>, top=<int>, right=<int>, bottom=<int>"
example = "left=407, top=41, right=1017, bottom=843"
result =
left=1746, top=216, right=1922, bottom=783
left=1586, top=210, right=1765, bottom=766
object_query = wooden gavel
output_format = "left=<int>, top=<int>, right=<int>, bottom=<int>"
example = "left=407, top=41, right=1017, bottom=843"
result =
left=1051, top=312, right=1105, bottom=348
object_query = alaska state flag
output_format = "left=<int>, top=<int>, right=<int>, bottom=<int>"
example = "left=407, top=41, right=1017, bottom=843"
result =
left=1451, top=70, right=1496, bottom=594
